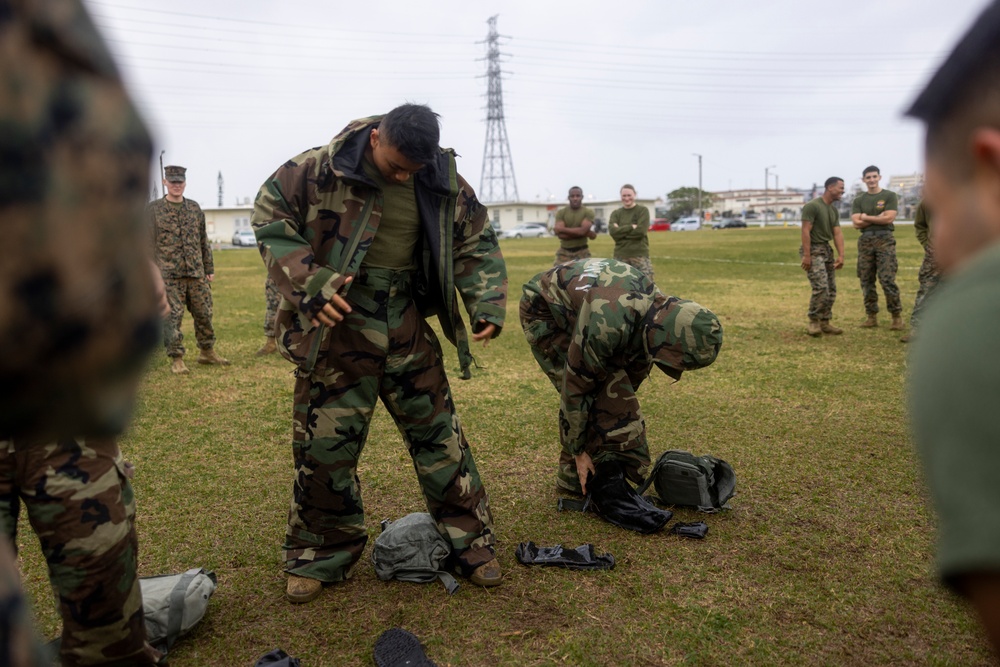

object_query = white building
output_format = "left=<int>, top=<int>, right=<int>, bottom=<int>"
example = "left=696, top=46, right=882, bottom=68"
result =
left=708, top=189, right=807, bottom=222
left=202, top=205, right=254, bottom=244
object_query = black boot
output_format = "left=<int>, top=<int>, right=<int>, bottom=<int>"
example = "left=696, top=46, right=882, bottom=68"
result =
left=589, top=461, right=673, bottom=534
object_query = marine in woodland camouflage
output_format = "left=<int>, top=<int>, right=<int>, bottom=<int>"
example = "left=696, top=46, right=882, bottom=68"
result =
left=0, top=0, right=163, bottom=663
left=520, top=259, right=722, bottom=490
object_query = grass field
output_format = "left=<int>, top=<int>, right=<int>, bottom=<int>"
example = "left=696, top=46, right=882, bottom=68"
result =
left=16, top=227, right=993, bottom=666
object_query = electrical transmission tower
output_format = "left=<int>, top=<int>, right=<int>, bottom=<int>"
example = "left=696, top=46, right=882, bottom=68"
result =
left=217, top=171, right=224, bottom=207
left=479, top=15, right=518, bottom=203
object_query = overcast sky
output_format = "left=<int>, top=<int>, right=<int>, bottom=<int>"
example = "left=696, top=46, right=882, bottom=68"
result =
left=86, top=0, right=990, bottom=207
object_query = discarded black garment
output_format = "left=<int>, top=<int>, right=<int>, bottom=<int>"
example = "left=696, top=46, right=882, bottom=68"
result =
left=374, top=628, right=437, bottom=667
left=589, top=460, right=673, bottom=533
left=515, top=541, right=616, bottom=570
left=668, top=521, right=709, bottom=539
left=254, top=649, right=301, bottom=667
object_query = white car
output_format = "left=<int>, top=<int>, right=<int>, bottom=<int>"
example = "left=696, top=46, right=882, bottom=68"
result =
left=671, top=216, right=702, bottom=231
left=231, top=229, right=257, bottom=246
left=502, top=224, right=548, bottom=239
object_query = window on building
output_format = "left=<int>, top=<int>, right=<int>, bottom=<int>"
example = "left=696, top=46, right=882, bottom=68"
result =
left=517, top=209, right=523, bottom=222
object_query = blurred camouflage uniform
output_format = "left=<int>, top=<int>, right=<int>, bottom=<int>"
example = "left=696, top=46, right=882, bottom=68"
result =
left=0, top=437, right=160, bottom=667
left=0, top=0, right=162, bottom=664
left=252, top=113, right=507, bottom=581
left=148, top=174, right=217, bottom=359
left=910, top=201, right=941, bottom=329
left=263, top=276, right=280, bottom=337
left=520, top=259, right=722, bottom=494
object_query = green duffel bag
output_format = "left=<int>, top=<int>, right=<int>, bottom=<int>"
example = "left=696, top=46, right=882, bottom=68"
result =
left=636, top=450, right=736, bottom=513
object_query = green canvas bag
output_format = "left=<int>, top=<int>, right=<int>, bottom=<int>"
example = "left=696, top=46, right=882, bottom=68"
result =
left=637, top=450, right=736, bottom=513
left=371, top=513, right=459, bottom=594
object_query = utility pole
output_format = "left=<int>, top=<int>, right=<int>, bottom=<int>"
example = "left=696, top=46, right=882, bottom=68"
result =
left=693, top=153, right=703, bottom=220
left=217, top=171, right=224, bottom=207
left=478, top=15, right=519, bottom=204
left=764, top=165, right=776, bottom=226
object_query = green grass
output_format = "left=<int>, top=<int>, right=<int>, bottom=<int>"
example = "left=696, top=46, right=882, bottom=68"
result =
left=16, top=227, right=993, bottom=665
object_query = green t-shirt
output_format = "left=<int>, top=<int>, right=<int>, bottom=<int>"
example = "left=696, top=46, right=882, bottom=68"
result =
left=851, top=189, right=898, bottom=233
left=556, top=205, right=595, bottom=250
left=801, top=197, right=840, bottom=244
left=609, top=205, right=650, bottom=258
left=914, top=201, right=931, bottom=248
left=361, top=157, right=419, bottom=270
left=910, top=241, right=1000, bottom=590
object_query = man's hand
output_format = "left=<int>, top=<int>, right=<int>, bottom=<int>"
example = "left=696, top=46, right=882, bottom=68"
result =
left=587, top=230, right=597, bottom=240
left=471, top=321, right=497, bottom=348
left=150, top=260, right=170, bottom=317
left=576, top=451, right=596, bottom=495
left=801, top=256, right=812, bottom=271
left=834, top=255, right=844, bottom=270
left=206, top=273, right=214, bottom=283
left=311, top=277, right=353, bottom=328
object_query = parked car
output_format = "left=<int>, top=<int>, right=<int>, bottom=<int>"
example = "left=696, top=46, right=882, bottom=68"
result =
left=231, top=229, right=257, bottom=246
left=671, top=216, right=702, bottom=231
left=502, top=223, right=548, bottom=239
left=712, top=218, right=747, bottom=230
left=649, top=218, right=671, bottom=232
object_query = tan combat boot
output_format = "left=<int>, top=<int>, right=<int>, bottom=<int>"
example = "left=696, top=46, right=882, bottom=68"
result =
left=170, top=357, right=189, bottom=375
left=469, top=558, right=502, bottom=587
left=900, top=334, right=912, bottom=343
left=807, top=320, right=822, bottom=337
left=198, top=347, right=230, bottom=366
left=890, top=315, right=905, bottom=331
left=820, top=321, right=843, bottom=335
left=255, top=336, right=277, bottom=356
left=285, top=575, right=322, bottom=604
left=860, top=314, right=878, bottom=328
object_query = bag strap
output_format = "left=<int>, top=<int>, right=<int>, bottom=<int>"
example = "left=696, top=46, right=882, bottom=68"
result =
left=163, top=568, right=202, bottom=652
left=556, top=495, right=592, bottom=513
left=436, top=571, right=460, bottom=595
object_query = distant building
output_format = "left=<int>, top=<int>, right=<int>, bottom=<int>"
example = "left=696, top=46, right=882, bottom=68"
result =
left=709, top=188, right=807, bottom=222
left=203, top=205, right=253, bottom=244
left=887, top=173, right=924, bottom=194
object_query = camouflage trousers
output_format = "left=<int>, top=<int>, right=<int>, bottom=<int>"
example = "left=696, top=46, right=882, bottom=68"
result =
left=910, top=245, right=942, bottom=329
left=615, top=255, right=655, bottom=285
left=163, top=276, right=216, bottom=358
left=0, top=437, right=161, bottom=667
left=856, top=232, right=901, bottom=316
left=800, top=243, right=837, bottom=321
left=284, top=267, right=495, bottom=581
left=0, top=533, right=48, bottom=666
left=554, top=246, right=591, bottom=267
left=519, top=295, right=651, bottom=495
left=263, top=276, right=280, bottom=337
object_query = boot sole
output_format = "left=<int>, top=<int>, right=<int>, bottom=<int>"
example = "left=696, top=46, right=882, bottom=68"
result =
left=286, top=584, right=323, bottom=604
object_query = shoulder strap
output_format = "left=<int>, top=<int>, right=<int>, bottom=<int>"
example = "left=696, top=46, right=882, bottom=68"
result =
left=436, top=571, right=460, bottom=595
left=163, top=568, right=201, bottom=651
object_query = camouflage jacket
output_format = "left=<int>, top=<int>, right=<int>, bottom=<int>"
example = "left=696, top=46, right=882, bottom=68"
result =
left=148, top=198, right=213, bottom=278
left=0, top=0, right=158, bottom=439
left=523, top=259, right=717, bottom=455
left=251, top=115, right=507, bottom=378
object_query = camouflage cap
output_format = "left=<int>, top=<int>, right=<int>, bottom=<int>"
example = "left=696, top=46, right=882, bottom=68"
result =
left=644, top=296, right=723, bottom=380
left=164, top=165, right=186, bottom=182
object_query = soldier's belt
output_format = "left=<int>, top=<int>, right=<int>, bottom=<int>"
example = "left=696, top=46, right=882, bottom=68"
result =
left=860, top=228, right=894, bottom=236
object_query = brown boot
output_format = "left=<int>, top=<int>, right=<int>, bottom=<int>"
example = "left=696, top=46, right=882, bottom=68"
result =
left=170, top=357, right=189, bottom=375
left=890, top=315, right=905, bottom=331
left=469, top=559, right=502, bottom=587
left=900, top=334, right=912, bottom=343
left=860, top=314, right=878, bottom=328
left=820, top=321, right=843, bottom=335
left=198, top=347, right=230, bottom=366
left=285, top=575, right=322, bottom=604
left=255, top=336, right=277, bottom=356
left=807, top=320, right=822, bottom=337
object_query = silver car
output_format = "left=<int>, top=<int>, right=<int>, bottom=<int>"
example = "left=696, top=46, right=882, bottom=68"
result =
left=231, top=229, right=257, bottom=246
left=502, top=223, right=548, bottom=239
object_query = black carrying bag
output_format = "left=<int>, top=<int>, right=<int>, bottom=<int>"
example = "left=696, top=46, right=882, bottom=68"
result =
left=636, top=450, right=736, bottom=512
left=558, top=460, right=673, bottom=534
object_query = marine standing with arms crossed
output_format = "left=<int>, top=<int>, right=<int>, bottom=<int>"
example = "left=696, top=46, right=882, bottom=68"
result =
left=553, top=186, right=597, bottom=266
left=851, top=166, right=904, bottom=330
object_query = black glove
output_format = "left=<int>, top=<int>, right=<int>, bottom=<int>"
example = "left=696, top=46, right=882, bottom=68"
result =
left=515, top=542, right=615, bottom=570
